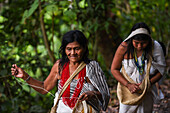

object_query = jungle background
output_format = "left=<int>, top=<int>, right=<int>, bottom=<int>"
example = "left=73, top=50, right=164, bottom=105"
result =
left=0, top=0, right=170, bottom=113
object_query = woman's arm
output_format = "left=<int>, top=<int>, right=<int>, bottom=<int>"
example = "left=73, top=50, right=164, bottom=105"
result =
left=111, top=42, right=141, bottom=93
left=150, top=70, right=162, bottom=85
left=11, top=60, right=60, bottom=94
left=111, top=42, right=129, bottom=86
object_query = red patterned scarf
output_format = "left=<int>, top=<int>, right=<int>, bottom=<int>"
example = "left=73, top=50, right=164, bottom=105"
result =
left=60, top=62, right=86, bottom=109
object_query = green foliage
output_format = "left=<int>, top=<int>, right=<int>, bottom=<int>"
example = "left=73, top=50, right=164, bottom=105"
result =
left=0, top=0, right=169, bottom=112
left=113, top=0, right=170, bottom=42
left=21, top=0, right=39, bottom=24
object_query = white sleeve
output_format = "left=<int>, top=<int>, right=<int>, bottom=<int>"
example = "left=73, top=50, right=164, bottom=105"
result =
left=152, top=40, right=166, bottom=75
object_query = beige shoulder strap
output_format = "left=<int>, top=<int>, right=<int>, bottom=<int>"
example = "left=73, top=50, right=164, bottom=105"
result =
left=50, top=62, right=86, bottom=113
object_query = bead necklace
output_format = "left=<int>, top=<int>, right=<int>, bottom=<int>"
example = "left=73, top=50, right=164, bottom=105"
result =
left=134, top=49, right=145, bottom=82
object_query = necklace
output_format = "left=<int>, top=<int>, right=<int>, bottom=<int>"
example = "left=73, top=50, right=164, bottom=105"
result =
left=134, top=49, right=145, bottom=82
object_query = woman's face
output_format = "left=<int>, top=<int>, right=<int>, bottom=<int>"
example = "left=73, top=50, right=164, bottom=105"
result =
left=65, top=41, right=85, bottom=63
left=132, top=39, right=149, bottom=51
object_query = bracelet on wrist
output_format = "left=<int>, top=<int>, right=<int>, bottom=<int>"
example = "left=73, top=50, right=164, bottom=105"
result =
left=25, top=75, right=30, bottom=82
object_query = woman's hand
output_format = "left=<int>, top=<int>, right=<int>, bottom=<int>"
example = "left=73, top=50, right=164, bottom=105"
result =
left=78, top=91, right=96, bottom=101
left=11, top=64, right=25, bottom=79
left=126, top=83, right=142, bottom=94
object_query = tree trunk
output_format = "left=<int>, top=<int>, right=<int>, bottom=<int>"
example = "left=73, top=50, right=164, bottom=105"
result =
left=38, top=0, right=56, bottom=64
left=96, top=11, right=122, bottom=69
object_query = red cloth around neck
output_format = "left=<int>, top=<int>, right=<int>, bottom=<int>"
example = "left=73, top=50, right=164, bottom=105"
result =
left=60, top=62, right=86, bottom=109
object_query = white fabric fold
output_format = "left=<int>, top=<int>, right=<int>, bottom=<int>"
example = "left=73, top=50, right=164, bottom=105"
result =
left=123, top=28, right=150, bottom=42
left=152, top=40, right=166, bottom=75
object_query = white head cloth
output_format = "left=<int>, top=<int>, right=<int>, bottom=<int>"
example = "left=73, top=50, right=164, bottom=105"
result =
left=123, top=28, right=150, bottom=42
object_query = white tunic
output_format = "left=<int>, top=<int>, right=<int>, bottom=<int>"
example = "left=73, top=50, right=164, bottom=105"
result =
left=119, top=40, right=166, bottom=113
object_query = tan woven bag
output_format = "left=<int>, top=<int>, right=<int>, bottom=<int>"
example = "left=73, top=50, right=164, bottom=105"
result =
left=72, top=100, right=97, bottom=113
left=117, top=56, right=152, bottom=105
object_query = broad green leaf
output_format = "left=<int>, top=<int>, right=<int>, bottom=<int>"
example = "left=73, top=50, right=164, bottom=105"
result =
left=79, top=0, right=86, bottom=8
left=0, top=15, right=8, bottom=23
left=28, top=0, right=39, bottom=16
left=26, top=45, right=34, bottom=53
left=22, top=85, right=30, bottom=92
left=21, top=0, right=39, bottom=24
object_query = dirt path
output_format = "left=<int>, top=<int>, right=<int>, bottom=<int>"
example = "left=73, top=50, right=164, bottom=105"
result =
left=153, top=79, right=170, bottom=113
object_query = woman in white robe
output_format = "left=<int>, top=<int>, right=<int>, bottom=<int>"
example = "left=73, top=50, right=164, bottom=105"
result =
left=111, top=22, right=166, bottom=113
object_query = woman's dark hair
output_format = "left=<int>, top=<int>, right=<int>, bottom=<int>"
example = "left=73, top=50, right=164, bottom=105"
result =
left=58, top=30, right=90, bottom=74
left=125, top=22, right=153, bottom=61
